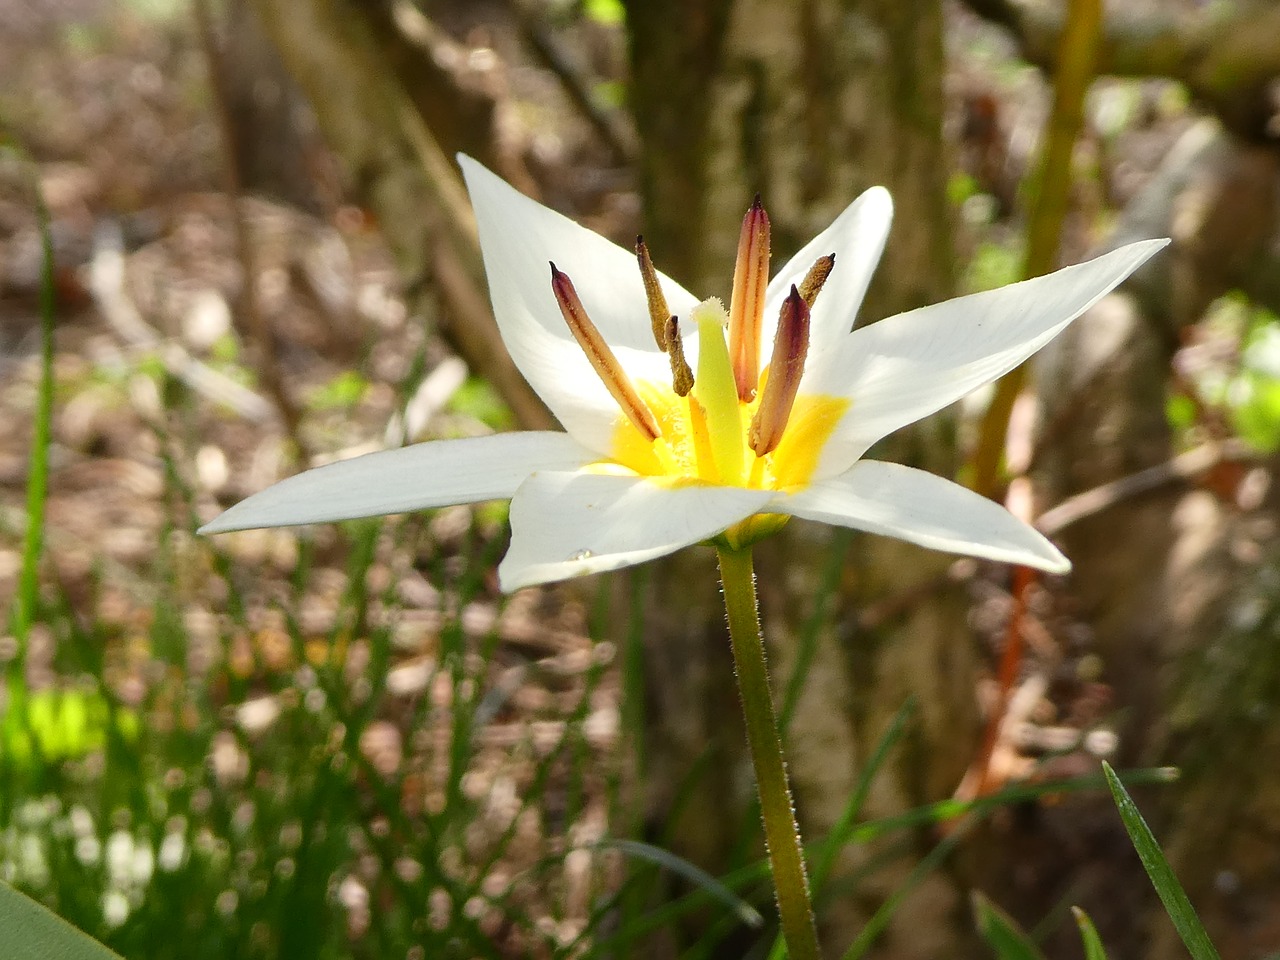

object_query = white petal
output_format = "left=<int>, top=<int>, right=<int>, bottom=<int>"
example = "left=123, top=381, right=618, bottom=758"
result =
left=498, top=471, right=772, bottom=591
left=803, top=239, right=1169, bottom=477
left=199, top=432, right=595, bottom=534
left=762, top=186, right=892, bottom=353
left=781, top=460, right=1069, bottom=572
left=459, top=156, right=700, bottom=453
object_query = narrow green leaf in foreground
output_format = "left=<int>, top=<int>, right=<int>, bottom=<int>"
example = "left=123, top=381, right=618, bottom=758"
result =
left=595, top=838, right=764, bottom=929
left=4, top=149, right=56, bottom=764
left=1102, top=761, right=1221, bottom=960
left=0, top=882, right=124, bottom=960
left=971, top=890, right=1047, bottom=960
left=1071, top=906, right=1109, bottom=960
left=10, top=148, right=55, bottom=648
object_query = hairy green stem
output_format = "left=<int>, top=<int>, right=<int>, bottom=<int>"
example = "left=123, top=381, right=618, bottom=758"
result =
left=717, top=545, right=821, bottom=959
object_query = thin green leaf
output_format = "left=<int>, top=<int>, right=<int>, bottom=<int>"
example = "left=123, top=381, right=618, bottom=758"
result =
left=848, top=766, right=1176, bottom=844
left=779, top=529, right=852, bottom=733
left=840, top=822, right=967, bottom=960
left=1071, top=906, right=1109, bottom=960
left=813, top=696, right=916, bottom=892
left=9, top=148, right=55, bottom=646
left=4, top=149, right=55, bottom=763
left=1102, top=761, right=1221, bottom=960
left=972, top=891, right=1047, bottom=960
left=595, top=838, right=764, bottom=929
left=0, top=882, right=124, bottom=960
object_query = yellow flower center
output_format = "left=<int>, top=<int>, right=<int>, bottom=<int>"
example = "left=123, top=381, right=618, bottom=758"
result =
left=554, top=202, right=847, bottom=519
left=603, top=293, right=846, bottom=499
left=607, top=368, right=848, bottom=492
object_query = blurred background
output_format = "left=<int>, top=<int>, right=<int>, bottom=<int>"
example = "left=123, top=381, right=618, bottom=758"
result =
left=2, top=0, right=1280, bottom=957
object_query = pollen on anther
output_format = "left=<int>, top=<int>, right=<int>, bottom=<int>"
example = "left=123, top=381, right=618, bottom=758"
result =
left=636, top=236, right=671, bottom=352
left=798, top=253, right=836, bottom=308
left=665, top=316, right=695, bottom=396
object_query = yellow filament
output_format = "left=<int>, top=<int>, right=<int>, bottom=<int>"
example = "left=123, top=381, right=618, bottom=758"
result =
left=687, top=395, right=719, bottom=484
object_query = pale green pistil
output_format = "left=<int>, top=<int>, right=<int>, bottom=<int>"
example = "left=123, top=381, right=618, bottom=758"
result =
left=692, top=298, right=745, bottom=485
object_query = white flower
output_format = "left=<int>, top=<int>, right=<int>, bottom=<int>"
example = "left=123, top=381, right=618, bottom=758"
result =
left=200, top=156, right=1167, bottom=591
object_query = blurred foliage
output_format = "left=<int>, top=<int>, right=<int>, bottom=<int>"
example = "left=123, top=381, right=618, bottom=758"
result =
left=306, top=371, right=369, bottom=413
left=448, top=377, right=517, bottom=433
left=582, top=0, right=625, bottom=27
left=1174, top=294, right=1280, bottom=451
left=1231, top=315, right=1280, bottom=451
left=964, top=240, right=1023, bottom=295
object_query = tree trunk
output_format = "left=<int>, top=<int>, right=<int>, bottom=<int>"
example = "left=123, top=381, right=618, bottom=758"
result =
left=626, top=1, right=978, bottom=954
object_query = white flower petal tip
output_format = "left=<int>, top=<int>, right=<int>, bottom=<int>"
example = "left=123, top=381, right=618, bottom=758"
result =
left=198, top=433, right=594, bottom=535
left=855, top=186, right=896, bottom=227
left=497, top=471, right=774, bottom=592
left=805, top=237, right=1172, bottom=477
left=782, top=460, right=1072, bottom=574
left=765, top=185, right=894, bottom=351
left=454, top=155, right=701, bottom=454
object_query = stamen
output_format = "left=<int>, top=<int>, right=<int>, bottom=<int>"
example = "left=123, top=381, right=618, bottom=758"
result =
left=550, top=263, right=661, bottom=442
left=635, top=236, right=671, bottom=352
left=692, top=298, right=744, bottom=485
left=749, top=285, right=810, bottom=457
left=727, top=196, right=770, bottom=402
left=664, top=316, right=695, bottom=397
left=797, top=253, right=835, bottom=308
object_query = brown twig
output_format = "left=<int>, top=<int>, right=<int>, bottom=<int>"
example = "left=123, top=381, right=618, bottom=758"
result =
left=1036, top=439, right=1255, bottom=536
left=506, top=0, right=638, bottom=166
left=977, top=565, right=1034, bottom=796
left=959, top=0, right=1280, bottom=141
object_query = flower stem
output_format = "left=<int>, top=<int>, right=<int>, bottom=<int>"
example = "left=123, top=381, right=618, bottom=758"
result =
left=717, top=545, right=821, bottom=959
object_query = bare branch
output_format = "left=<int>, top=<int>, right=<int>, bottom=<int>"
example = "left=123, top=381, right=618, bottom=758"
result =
left=505, top=0, right=639, bottom=166
left=1036, top=438, right=1257, bottom=536
left=960, top=0, right=1280, bottom=140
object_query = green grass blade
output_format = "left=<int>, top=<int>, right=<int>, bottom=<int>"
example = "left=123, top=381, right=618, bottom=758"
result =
left=779, top=529, right=852, bottom=732
left=972, top=890, right=1047, bottom=960
left=9, top=153, right=55, bottom=646
left=840, top=823, right=967, bottom=960
left=0, top=882, right=123, bottom=960
left=849, top=766, right=1176, bottom=844
left=597, top=838, right=765, bottom=929
left=1071, top=906, right=1109, bottom=960
left=3, top=151, right=55, bottom=769
left=813, top=696, right=917, bottom=893
left=1101, top=761, right=1221, bottom=960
